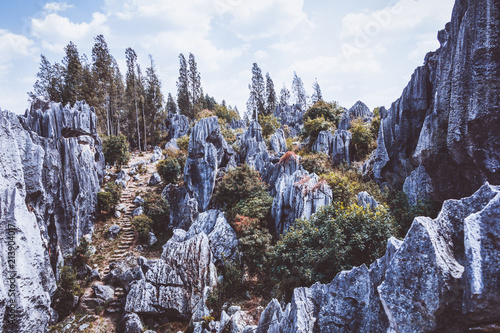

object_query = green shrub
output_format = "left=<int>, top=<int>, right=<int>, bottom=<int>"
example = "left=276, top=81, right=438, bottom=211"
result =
left=157, top=156, right=182, bottom=185
left=53, top=266, right=81, bottom=318
left=387, top=191, right=441, bottom=238
left=131, top=215, right=153, bottom=244
left=371, top=107, right=381, bottom=138
left=73, top=237, right=91, bottom=268
left=97, top=181, right=122, bottom=212
left=143, top=192, right=170, bottom=233
left=211, top=164, right=273, bottom=223
left=286, top=137, right=294, bottom=152
left=301, top=101, right=343, bottom=143
left=322, top=171, right=355, bottom=205
left=176, top=134, right=190, bottom=152
left=349, top=118, right=374, bottom=161
left=214, top=104, right=239, bottom=124
left=258, top=114, right=280, bottom=138
left=269, top=202, right=396, bottom=300
left=301, top=153, right=334, bottom=176
left=302, top=116, right=333, bottom=144
left=102, top=134, right=130, bottom=169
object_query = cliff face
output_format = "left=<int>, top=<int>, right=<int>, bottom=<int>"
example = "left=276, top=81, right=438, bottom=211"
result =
left=373, top=0, right=500, bottom=202
left=0, top=101, right=104, bottom=332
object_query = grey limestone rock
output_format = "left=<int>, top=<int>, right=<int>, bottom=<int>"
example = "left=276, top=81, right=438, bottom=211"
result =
left=184, top=116, right=236, bottom=211
left=269, top=128, right=287, bottom=154
left=132, top=206, right=144, bottom=217
left=92, top=284, right=115, bottom=302
left=116, top=170, right=130, bottom=188
left=133, top=196, right=144, bottom=206
left=238, top=120, right=269, bottom=173
left=119, top=312, right=144, bottom=333
left=108, top=224, right=121, bottom=239
left=166, top=113, right=190, bottom=141
left=150, top=146, right=163, bottom=163
left=372, top=0, right=500, bottom=201
left=338, top=100, right=373, bottom=131
left=357, top=191, right=378, bottom=210
left=312, top=129, right=352, bottom=166
left=148, top=172, right=161, bottom=186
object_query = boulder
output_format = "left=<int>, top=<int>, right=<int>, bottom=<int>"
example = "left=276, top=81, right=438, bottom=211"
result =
left=148, top=172, right=161, bottom=186
left=148, top=232, right=157, bottom=246
left=186, top=209, right=239, bottom=265
left=92, top=284, right=115, bottom=302
left=119, top=312, right=144, bottom=333
left=116, top=170, right=130, bottom=188
left=133, top=196, right=144, bottom=206
left=166, top=114, right=190, bottom=141
left=150, top=146, right=163, bottom=163
left=357, top=191, right=378, bottom=210
left=108, top=225, right=121, bottom=239
left=132, top=207, right=144, bottom=217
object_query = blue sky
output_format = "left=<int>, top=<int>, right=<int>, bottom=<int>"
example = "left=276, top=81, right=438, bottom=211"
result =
left=0, top=0, right=455, bottom=115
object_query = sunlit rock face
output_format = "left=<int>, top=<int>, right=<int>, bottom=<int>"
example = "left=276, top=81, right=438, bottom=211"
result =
left=373, top=0, right=500, bottom=202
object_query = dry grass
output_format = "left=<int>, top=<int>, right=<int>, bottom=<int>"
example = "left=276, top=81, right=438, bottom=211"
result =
left=279, top=151, right=298, bottom=164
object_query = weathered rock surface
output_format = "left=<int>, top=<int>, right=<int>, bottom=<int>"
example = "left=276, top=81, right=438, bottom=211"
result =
left=149, top=146, right=163, bottom=163
left=148, top=172, right=161, bottom=186
left=357, top=191, right=378, bottom=210
left=372, top=0, right=500, bottom=201
left=119, top=312, right=144, bottom=333
left=162, top=184, right=199, bottom=230
left=249, top=183, right=500, bottom=332
left=92, top=284, right=114, bottom=302
left=238, top=120, right=269, bottom=173
left=269, top=155, right=332, bottom=234
left=269, top=128, right=287, bottom=154
left=274, top=104, right=304, bottom=138
left=186, top=209, right=239, bottom=265
left=311, top=130, right=352, bottom=165
left=338, top=100, right=373, bottom=131
left=184, top=117, right=236, bottom=211
left=166, top=113, right=189, bottom=141
left=116, top=170, right=130, bottom=188
left=0, top=100, right=103, bottom=332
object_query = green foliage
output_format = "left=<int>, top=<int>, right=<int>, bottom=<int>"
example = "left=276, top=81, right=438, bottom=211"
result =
left=73, top=237, right=91, bottom=268
left=371, top=107, right=381, bottom=138
left=176, top=134, right=190, bottom=152
left=212, top=164, right=273, bottom=223
left=156, top=153, right=182, bottom=185
left=269, top=202, right=396, bottom=300
left=301, top=153, right=334, bottom=176
left=302, top=116, right=333, bottom=143
left=143, top=191, right=170, bottom=233
left=219, top=118, right=237, bottom=145
left=131, top=215, right=153, bottom=244
left=286, top=137, right=294, bottom=152
left=302, top=101, right=343, bottom=143
left=206, top=257, right=244, bottom=313
left=215, top=104, right=239, bottom=124
left=53, top=266, right=81, bottom=319
left=322, top=172, right=355, bottom=205
left=97, top=181, right=122, bottom=212
left=233, top=215, right=272, bottom=276
left=102, top=134, right=130, bottom=169
left=258, top=114, right=280, bottom=138
left=349, top=118, right=374, bottom=161
left=387, top=191, right=441, bottom=238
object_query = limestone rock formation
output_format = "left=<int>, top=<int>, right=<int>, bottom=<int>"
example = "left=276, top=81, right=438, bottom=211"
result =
left=274, top=104, right=304, bottom=138
left=0, top=100, right=104, bottom=332
left=149, top=146, right=163, bottom=163
left=312, top=130, right=352, bottom=165
left=238, top=120, right=269, bottom=173
left=372, top=0, right=500, bottom=201
left=166, top=114, right=189, bottom=141
left=249, top=183, right=500, bottom=332
left=338, top=100, right=373, bottom=131
left=269, top=128, right=287, bottom=155
left=184, top=117, right=236, bottom=212
left=269, top=155, right=332, bottom=234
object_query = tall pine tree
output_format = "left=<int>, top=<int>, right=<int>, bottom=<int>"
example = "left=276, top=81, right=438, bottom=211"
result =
left=28, top=55, right=64, bottom=103
left=145, top=55, right=164, bottom=144
left=92, top=35, right=114, bottom=134
left=246, top=63, right=265, bottom=120
left=125, top=47, right=141, bottom=151
left=188, top=53, right=202, bottom=119
left=292, top=72, right=307, bottom=110
left=265, top=72, right=276, bottom=115
left=177, top=53, right=190, bottom=119
left=279, top=84, right=290, bottom=106
left=166, top=93, right=177, bottom=115
left=62, top=41, right=82, bottom=106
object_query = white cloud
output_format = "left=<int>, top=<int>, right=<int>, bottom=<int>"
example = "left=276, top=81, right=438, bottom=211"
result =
left=44, top=2, right=74, bottom=12
left=0, top=30, right=37, bottom=77
left=408, top=36, right=440, bottom=62
left=30, top=13, right=108, bottom=53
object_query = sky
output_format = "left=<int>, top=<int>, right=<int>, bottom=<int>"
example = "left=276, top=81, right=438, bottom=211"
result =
left=0, top=0, right=456, bottom=115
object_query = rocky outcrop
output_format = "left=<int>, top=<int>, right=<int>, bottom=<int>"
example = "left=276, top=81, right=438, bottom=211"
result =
left=338, top=100, right=373, bottom=131
left=162, top=184, right=199, bottom=230
left=166, top=113, right=189, bottom=141
left=184, top=117, right=236, bottom=212
left=312, top=130, right=352, bottom=166
left=249, top=182, right=500, bottom=332
left=149, top=146, right=163, bottom=163
left=238, top=121, right=269, bottom=173
left=268, top=153, right=332, bottom=234
left=0, top=100, right=104, bottom=332
left=372, top=0, right=500, bottom=201
left=274, top=104, right=304, bottom=138
left=125, top=230, right=217, bottom=320
left=269, top=128, right=287, bottom=155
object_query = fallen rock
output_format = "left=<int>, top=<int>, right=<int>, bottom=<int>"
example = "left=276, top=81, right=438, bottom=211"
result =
left=133, top=196, right=144, bottom=206
left=116, top=170, right=130, bottom=188
left=148, top=172, right=161, bottom=186
left=150, top=146, right=163, bottom=163
left=92, top=284, right=115, bottom=302
left=132, top=207, right=144, bottom=217
left=119, top=312, right=144, bottom=333
left=108, top=225, right=121, bottom=239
